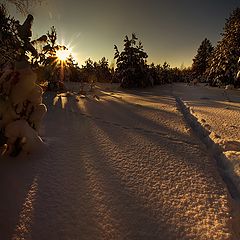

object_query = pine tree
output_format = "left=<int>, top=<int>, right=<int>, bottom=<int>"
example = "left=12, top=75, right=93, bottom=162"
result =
left=207, top=8, right=240, bottom=86
left=94, top=57, right=112, bottom=83
left=114, top=33, right=149, bottom=88
left=192, top=38, right=213, bottom=79
left=0, top=4, right=21, bottom=65
left=32, top=26, right=81, bottom=89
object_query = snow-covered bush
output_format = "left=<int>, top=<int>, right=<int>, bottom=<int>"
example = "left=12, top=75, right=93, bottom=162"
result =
left=5, top=119, right=44, bottom=155
left=0, top=60, right=47, bottom=156
left=0, top=7, right=47, bottom=156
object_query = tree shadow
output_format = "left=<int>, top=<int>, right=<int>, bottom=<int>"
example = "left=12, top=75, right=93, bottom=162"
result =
left=85, top=121, right=230, bottom=239
left=0, top=152, right=46, bottom=240
left=80, top=96, right=194, bottom=145
left=0, top=86, right=234, bottom=239
left=83, top=130, right=179, bottom=239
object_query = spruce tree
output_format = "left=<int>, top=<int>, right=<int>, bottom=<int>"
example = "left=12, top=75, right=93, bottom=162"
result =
left=94, top=57, right=112, bottom=83
left=114, top=33, right=149, bottom=88
left=207, top=8, right=240, bottom=86
left=192, top=38, right=213, bottom=79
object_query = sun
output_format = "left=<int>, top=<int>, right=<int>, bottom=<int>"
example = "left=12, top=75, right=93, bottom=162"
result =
left=56, top=49, right=70, bottom=61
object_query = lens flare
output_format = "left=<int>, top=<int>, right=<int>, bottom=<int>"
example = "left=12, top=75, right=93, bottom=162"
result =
left=56, top=49, right=70, bottom=61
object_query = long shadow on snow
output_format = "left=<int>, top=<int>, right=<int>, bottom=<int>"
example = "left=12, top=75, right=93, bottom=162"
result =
left=8, top=90, right=230, bottom=239
left=84, top=127, right=179, bottom=239
left=29, top=92, right=182, bottom=239
left=0, top=151, right=46, bottom=239
left=0, top=92, right=59, bottom=239
left=80, top=96, right=193, bottom=145
left=27, top=119, right=101, bottom=238
left=89, top=121, right=211, bottom=239
left=92, top=115, right=226, bottom=197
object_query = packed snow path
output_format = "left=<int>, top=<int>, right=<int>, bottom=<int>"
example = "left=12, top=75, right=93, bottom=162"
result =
left=0, top=84, right=238, bottom=239
left=172, top=83, right=240, bottom=195
left=173, top=83, right=240, bottom=146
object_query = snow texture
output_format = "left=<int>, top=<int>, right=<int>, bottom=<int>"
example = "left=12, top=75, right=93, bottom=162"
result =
left=173, top=83, right=240, bottom=195
left=5, top=119, right=44, bottom=154
left=0, top=83, right=239, bottom=239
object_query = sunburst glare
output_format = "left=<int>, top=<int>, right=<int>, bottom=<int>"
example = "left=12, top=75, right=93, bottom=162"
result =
left=56, top=49, right=71, bottom=61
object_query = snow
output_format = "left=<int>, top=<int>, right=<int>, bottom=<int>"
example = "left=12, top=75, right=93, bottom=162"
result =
left=0, top=60, right=47, bottom=156
left=5, top=119, right=45, bottom=155
left=0, top=82, right=239, bottom=239
left=173, top=83, right=240, bottom=195
left=10, top=68, right=36, bottom=108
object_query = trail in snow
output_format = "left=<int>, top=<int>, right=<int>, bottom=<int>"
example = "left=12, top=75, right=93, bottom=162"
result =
left=0, top=83, right=239, bottom=239
left=172, top=83, right=240, bottom=197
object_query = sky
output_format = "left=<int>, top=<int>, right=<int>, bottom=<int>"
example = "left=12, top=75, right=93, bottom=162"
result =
left=6, top=0, right=240, bottom=68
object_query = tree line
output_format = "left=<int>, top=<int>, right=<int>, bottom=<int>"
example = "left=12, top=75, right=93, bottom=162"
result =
left=191, top=8, right=240, bottom=88
left=1, top=3, right=240, bottom=89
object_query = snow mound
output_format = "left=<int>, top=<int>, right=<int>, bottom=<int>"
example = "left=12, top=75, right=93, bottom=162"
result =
left=0, top=60, right=47, bottom=156
left=5, top=119, right=45, bottom=155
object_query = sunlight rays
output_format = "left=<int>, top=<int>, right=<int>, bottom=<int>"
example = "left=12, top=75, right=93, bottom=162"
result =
left=56, top=49, right=70, bottom=61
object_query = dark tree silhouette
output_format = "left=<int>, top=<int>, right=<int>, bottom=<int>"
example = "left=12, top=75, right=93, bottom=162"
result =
left=81, top=58, right=95, bottom=79
left=114, top=33, right=150, bottom=88
left=192, top=38, right=213, bottom=80
left=0, top=4, right=45, bottom=65
left=30, top=26, right=80, bottom=89
left=94, top=57, right=112, bottom=83
left=148, top=62, right=182, bottom=85
left=0, top=4, right=17, bottom=65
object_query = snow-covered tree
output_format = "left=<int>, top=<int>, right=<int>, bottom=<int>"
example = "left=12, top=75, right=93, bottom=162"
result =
left=114, top=33, right=149, bottom=88
left=0, top=4, right=20, bottom=65
left=207, top=8, right=240, bottom=86
left=0, top=3, right=47, bottom=66
left=192, top=38, right=213, bottom=79
left=0, top=9, right=47, bottom=156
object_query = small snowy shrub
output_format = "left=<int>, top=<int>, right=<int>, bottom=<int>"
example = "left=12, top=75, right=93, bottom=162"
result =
left=0, top=60, right=47, bottom=156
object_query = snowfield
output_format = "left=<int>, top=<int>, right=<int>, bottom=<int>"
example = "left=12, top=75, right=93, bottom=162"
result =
left=0, top=82, right=239, bottom=239
left=173, top=83, right=240, bottom=195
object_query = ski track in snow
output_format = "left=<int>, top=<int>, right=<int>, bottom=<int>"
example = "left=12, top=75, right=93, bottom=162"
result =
left=0, top=83, right=239, bottom=239
left=173, top=83, right=240, bottom=196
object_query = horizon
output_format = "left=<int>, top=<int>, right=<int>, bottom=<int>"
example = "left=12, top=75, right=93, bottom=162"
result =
left=6, top=0, right=240, bottom=68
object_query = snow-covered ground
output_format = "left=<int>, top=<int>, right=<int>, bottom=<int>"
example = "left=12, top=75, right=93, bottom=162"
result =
left=0, top=82, right=239, bottom=239
left=172, top=83, right=240, bottom=195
